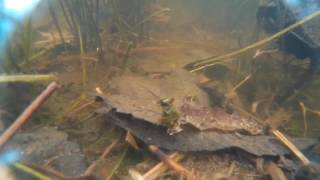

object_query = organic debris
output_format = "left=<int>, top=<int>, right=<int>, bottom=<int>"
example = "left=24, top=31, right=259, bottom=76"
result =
left=4, top=127, right=87, bottom=177
left=2, top=1, right=320, bottom=179
left=0, top=82, right=59, bottom=150
left=98, top=106, right=317, bottom=156
left=179, top=103, right=263, bottom=135
left=106, top=70, right=210, bottom=126
left=103, top=71, right=266, bottom=136
left=148, top=145, right=196, bottom=179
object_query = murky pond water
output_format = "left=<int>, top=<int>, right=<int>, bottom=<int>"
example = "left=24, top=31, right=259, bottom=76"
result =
left=0, top=0, right=320, bottom=179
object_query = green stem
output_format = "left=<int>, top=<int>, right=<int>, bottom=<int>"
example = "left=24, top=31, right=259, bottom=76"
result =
left=122, top=42, right=134, bottom=69
left=14, top=163, right=51, bottom=180
left=190, top=10, right=320, bottom=73
left=48, top=0, right=67, bottom=50
left=105, top=146, right=128, bottom=180
left=78, top=25, right=87, bottom=91
left=0, top=75, right=57, bottom=83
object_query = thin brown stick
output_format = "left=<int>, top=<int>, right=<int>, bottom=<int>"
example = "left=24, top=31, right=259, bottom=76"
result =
left=84, top=137, right=120, bottom=176
left=129, top=153, right=183, bottom=180
left=26, top=141, right=124, bottom=180
left=0, top=82, right=59, bottom=150
left=266, top=161, right=287, bottom=180
left=226, top=74, right=252, bottom=100
left=67, top=100, right=95, bottom=116
left=271, top=130, right=310, bottom=165
left=148, top=145, right=196, bottom=180
left=299, top=102, right=308, bottom=137
left=233, top=106, right=311, bottom=165
left=144, top=152, right=184, bottom=180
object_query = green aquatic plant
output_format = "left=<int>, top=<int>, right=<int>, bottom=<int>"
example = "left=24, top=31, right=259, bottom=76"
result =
left=21, top=18, right=33, bottom=66
left=2, top=18, right=34, bottom=73
left=78, top=25, right=88, bottom=91
left=121, top=42, right=134, bottom=70
left=47, top=0, right=67, bottom=50
left=105, top=146, right=128, bottom=180
left=14, top=163, right=50, bottom=180
left=0, top=74, right=57, bottom=83
left=60, top=0, right=102, bottom=52
left=189, top=10, right=320, bottom=72
left=110, top=0, right=156, bottom=41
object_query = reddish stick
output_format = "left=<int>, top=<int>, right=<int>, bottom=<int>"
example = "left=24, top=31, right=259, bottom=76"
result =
left=0, top=82, right=60, bottom=150
left=84, top=137, right=120, bottom=176
left=148, top=145, right=196, bottom=180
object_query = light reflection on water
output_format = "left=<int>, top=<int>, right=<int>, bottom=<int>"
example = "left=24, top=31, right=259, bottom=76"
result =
left=0, top=0, right=40, bottom=51
left=0, top=150, right=20, bottom=166
left=285, top=0, right=320, bottom=18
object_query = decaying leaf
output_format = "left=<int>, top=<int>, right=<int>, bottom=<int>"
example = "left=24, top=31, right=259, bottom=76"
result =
left=179, top=103, right=263, bottom=135
left=106, top=71, right=263, bottom=135
left=96, top=66, right=318, bottom=156
left=102, top=111, right=317, bottom=156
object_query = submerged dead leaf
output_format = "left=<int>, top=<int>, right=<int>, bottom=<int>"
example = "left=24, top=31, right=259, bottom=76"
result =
left=102, top=111, right=318, bottom=156
left=107, top=70, right=263, bottom=135
left=107, top=70, right=210, bottom=125
left=179, top=103, right=263, bottom=135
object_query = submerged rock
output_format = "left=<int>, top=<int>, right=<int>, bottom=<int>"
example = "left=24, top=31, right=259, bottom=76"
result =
left=4, top=127, right=87, bottom=176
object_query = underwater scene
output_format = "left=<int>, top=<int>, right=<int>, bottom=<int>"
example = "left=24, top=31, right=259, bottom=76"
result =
left=1, top=0, right=320, bottom=179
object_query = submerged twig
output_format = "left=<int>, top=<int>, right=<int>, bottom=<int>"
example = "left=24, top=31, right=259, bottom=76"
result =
left=144, top=153, right=184, bottom=180
left=84, top=137, right=120, bottom=176
left=148, top=145, right=196, bottom=180
left=299, top=102, right=320, bottom=117
left=253, top=49, right=278, bottom=59
left=67, top=100, right=95, bottom=116
left=189, top=10, right=320, bottom=72
left=271, top=130, right=310, bottom=165
left=232, top=106, right=311, bottom=165
left=129, top=153, right=184, bottom=180
left=299, top=102, right=308, bottom=137
left=266, top=162, right=287, bottom=180
left=126, top=131, right=139, bottom=150
left=60, top=94, right=87, bottom=121
left=226, top=74, right=252, bottom=99
left=105, top=145, right=129, bottom=180
left=0, top=82, right=59, bottom=150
